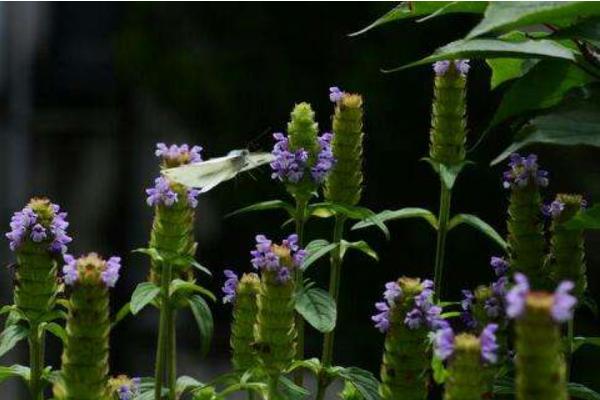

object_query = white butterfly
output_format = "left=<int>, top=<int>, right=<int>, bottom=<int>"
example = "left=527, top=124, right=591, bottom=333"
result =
left=162, top=149, right=275, bottom=193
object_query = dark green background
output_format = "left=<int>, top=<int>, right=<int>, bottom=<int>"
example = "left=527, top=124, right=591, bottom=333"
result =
left=0, top=3, right=598, bottom=398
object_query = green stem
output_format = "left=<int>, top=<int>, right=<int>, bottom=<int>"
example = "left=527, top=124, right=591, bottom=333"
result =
left=167, top=308, right=177, bottom=399
left=567, top=319, right=574, bottom=379
left=293, top=198, right=308, bottom=386
left=28, top=324, right=43, bottom=400
left=247, top=390, right=255, bottom=400
left=154, top=264, right=172, bottom=400
left=433, top=179, right=452, bottom=301
left=267, top=375, right=279, bottom=400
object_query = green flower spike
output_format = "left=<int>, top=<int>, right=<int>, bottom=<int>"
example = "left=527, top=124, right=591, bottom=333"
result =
left=58, top=253, right=121, bottom=400
left=503, top=153, right=549, bottom=289
left=325, top=92, right=364, bottom=206
left=429, top=60, right=469, bottom=166
left=377, top=277, right=434, bottom=400
left=548, top=194, right=587, bottom=298
left=229, top=272, right=261, bottom=371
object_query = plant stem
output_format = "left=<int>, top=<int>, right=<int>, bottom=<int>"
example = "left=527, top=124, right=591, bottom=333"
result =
left=28, top=324, right=43, bottom=400
left=433, top=179, right=452, bottom=301
left=567, top=319, right=574, bottom=378
left=154, top=264, right=172, bottom=400
left=293, top=198, right=308, bottom=385
left=267, top=375, right=279, bottom=400
left=167, top=307, right=177, bottom=399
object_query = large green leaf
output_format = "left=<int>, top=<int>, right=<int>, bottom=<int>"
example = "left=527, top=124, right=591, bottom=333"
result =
left=0, top=364, right=30, bottom=384
left=553, top=17, right=600, bottom=47
left=565, top=204, right=600, bottom=230
left=573, top=336, right=600, bottom=353
left=295, top=286, right=337, bottom=333
left=394, top=38, right=576, bottom=72
left=130, top=282, right=160, bottom=315
left=352, top=207, right=438, bottom=231
left=0, top=324, right=29, bottom=358
left=301, top=240, right=340, bottom=271
left=467, top=2, right=600, bottom=39
left=43, top=322, right=66, bottom=344
left=350, top=2, right=487, bottom=36
left=309, top=202, right=390, bottom=239
left=278, top=376, right=310, bottom=400
left=487, top=58, right=540, bottom=89
left=568, top=383, right=600, bottom=400
left=188, top=295, right=214, bottom=356
left=489, top=59, right=592, bottom=128
left=492, top=86, right=600, bottom=164
left=225, top=200, right=295, bottom=218
left=170, top=279, right=216, bottom=302
left=448, top=213, right=508, bottom=250
left=339, top=240, right=379, bottom=262
left=337, top=367, right=380, bottom=400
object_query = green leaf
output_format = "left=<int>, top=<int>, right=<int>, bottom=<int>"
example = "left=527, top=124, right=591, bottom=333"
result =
left=350, top=1, right=486, bottom=36
left=43, top=323, right=66, bottom=344
left=170, top=279, right=216, bottom=302
left=177, top=376, right=204, bottom=394
left=339, top=240, right=379, bottom=262
left=489, top=59, right=592, bottom=129
left=130, top=283, right=160, bottom=315
left=337, top=367, right=380, bottom=400
left=487, top=58, right=540, bottom=89
left=467, top=2, right=600, bottom=39
left=569, top=382, right=600, bottom=400
left=431, top=355, right=447, bottom=384
left=188, top=295, right=214, bottom=356
left=494, top=376, right=514, bottom=395
left=352, top=208, right=438, bottom=231
left=309, top=202, right=390, bottom=239
left=393, top=38, right=576, bottom=72
left=573, top=336, right=600, bottom=353
left=133, top=247, right=164, bottom=264
left=168, top=255, right=212, bottom=277
left=295, top=287, right=337, bottom=333
left=448, top=213, right=508, bottom=250
left=286, top=358, right=322, bottom=376
left=565, top=204, right=600, bottom=230
left=225, top=200, right=295, bottom=218
left=0, top=324, right=29, bottom=358
left=278, top=376, right=310, bottom=400
left=111, top=302, right=131, bottom=328
left=301, top=240, right=339, bottom=271
left=0, top=364, right=30, bottom=384
left=492, top=86, right=600, bottom=164
left=553, top=17, right=600, bottom=48
left=439, top=161, right=472, bottom=189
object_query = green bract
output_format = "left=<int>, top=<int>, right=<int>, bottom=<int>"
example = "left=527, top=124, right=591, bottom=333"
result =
left=444, top=334, right=491, bottom=400
left=230, top=273, right=261, bottom=371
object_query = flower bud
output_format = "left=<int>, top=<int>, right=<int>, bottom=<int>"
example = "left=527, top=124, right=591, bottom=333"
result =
left=108, top=375, right=141, bottom=400
left=6, top=198, right=71, bottom=322
left=547, top=194, right=587, bottom=298
left=325, top=90, right=364, bottom=206
left=429, top=60, right=469, bottom=166
left=59, top=253, right=120, bottom=399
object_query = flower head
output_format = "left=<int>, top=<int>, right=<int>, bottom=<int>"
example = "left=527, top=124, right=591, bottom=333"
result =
left=112, top=376, right=141, bottom=400
left=543, top=199, right=565, bottom=218
left=503, top=153, right=549, bottom=189
left=434, top=326, right=455, bottom=360
left=6, top=199, right=72, bottom=253
left=433, top=59, right=470, bottom=77
left=62, top=253, right=121, bottom=288
left=552, top=280, right=577, bottom=322
left=480, top=323, right=499, bottom=363
left=249, top=234, right=304, bottom=284
left=222, top=269, right=239, bottom=304
left=329, top=86, right=344, bottom=103
left=490, top=256, right=509, bottom=277
left=506, top=273, right=530, bottom=319
left=146, top=176, right=199, bottom=209
left=384, top=281, right=402, bottom=303
left=155, top=143, right=203, bottom=167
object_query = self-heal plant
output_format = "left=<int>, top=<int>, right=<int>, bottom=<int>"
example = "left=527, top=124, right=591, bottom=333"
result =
left=5, top=198, right=72, bottom=400
left=506, top=273, right=576, bottom=400
left=108, top=375, right=141, bottom=400
left=504, top=153, right=549, bottom=289
left=55, top=253, right=121, bottom=400
left=434, top=324, right=499, bottom=400
left=373, top=277, right=446, bottom=400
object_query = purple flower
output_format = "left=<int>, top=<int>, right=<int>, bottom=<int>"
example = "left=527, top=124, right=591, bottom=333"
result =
left=484, top=297, right=502, bottom=318
left=461, top=290, right=474, bottom=311
left=492, top=276, right=508, bottom=297
left=480, top=323, right=499, bottom=364
left=249, top=234, right=304, bottom=284
left=155, top=143, right=203, bottom=164
left=543, top=199, right=565, bottom=219
left=186, top=188, right=201, bottom=208
left=433, top=60, right=470, bottom=76
left=222, top=269, right=239, bottom=304
left=62, top=254, right=79, bottom=285
left=384, top=281, right=402, bottom=303
left=434, top=326, right=455, bottom=360
left=101, top=256, right=122, bottom=288
left=49, top=209, right=72, bottom=253
left=117, top=377, right=141, bottom=400
left=30, top=224, right=47, bottom=242
left=270, top=133, right=308, bottom=183
left=277, top=267, right=291, bottom=283
left=490, top=256, right=509, bottom=277
left=311, top=132, right=336, bottom=183
left=503, top=153, right=549, bottom=189
left=551, top=280, right=577, bottom=322
left=506, top=273, right=530, bottom=319
left=372, top=301, right=391, bottom=333
left=404, top=308, right=424, bottom=330
left=461, top=311, right=477, bottom=329
left=329, top=86, right=344, bottom=103
left=146, top=176, right=179, bottom=207
left=6, top=204, right=71, bottom=253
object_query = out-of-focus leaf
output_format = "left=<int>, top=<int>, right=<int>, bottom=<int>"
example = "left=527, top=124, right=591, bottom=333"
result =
left=170, top=279, right=216, bottom=302
left=339, top=240, right=379, bottom=261
left=448, top=213, right=508, bottom=250
left=573, top=336, right=600, bottom=353
left=568, top=382, right=600, bottom=400
left=278, top=376, right=310, bottom=400
left=287, top=358, right=322, bottom=376
left=295, top=287, right=337, bottom=333
left=43, top=323, right=66, bottom=344
left=177, top=376, right=203, bottom=394
left=130, top=282, right=160, bottom=315
left=553, top=17, right=600, bottom=47
left=492, top=86, right=600, bottom=164
left=225, top=200, right=295, bottom=218
left=188, top=295, right=214, bottom=357
left=431, top=355, right=447, bottom=384
left=393, top=38, right=576, bottom=72
left=565, top=204, right=600, bottom=230
left=0, top=364, right=30, bottom=384
left=352, top=208, right=438, bottom=231
left=337, top=367, right=380, bottom=400
left=111, top=302, right=131, bottom=328
left=0, top=324, right=28, bottom=358
left=487, top=58, right=540, bottom=89
left=467, top=2, right=600, bottom=39
left=489, top=59, right=592, bottom=128
left=350, top=2, right=486, bottom=36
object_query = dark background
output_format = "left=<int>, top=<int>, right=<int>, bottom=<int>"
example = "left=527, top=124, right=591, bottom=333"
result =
left=0, top=3, right=598, bottom=398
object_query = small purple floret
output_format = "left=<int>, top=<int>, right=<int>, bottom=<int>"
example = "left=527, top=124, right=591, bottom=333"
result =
left=222, top=269, right=239, bottom=304
left=62, top=254, right=79, bottom=286
left=434, top=326, right=455, bottom=360
left=480, top=323, right=499, bottom=363
left=372, top=301, right=391, bottom=333
left=552, top=280, right=577, bottom=322
left=543, top=199, right=565, bottom=218
left=102, top=256, right=122, bottom=288
left=155, top=143, right=203, bottom=164
left=503, top=153, right=549, bottom=189
left=506, top=273, right=530, bottom=319
left=117, top=377, right=141, bottom=400
left=433, top=59, right=470, bottom=76
left=490, top=256, right=509, bottom=277
left=249, top=234, right=304, bottom=284
left=329, top=86, right=344, bottom=103
left=146, top=176, right=178, bottom=207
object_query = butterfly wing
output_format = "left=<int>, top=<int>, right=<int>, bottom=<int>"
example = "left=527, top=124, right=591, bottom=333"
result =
left=240, top=152, right=275, bottom=172
left=162, top=155, right=238, bottom=190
